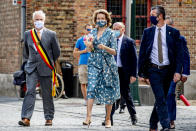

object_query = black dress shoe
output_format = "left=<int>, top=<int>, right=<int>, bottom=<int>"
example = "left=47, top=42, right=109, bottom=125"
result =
left=119, top=108, right=125, bottom=114
left=169, top=121, right=175, bottom=129
left=131, top=114, right=138, bottom=125
left=61, top=94, right=69, bottom=99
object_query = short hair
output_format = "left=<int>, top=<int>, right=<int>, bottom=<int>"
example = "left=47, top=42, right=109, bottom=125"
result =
left=113, top=22, right=125, bottom=29
left=165, top=16, right=174, bottom=25
left=32, top=10, right=46, bottom=21
left=151, top=5, right=166, bottom=20
left=84, top=24, right=91, bottom=29
left=92, top=9, right=112, bottom=27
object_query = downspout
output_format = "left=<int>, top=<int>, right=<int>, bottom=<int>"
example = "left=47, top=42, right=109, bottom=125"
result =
left=125, top=0, right=132, bottom=37
left=21, top=0, right=26, bottom=42
left=19, top=0, right=26, bottom=65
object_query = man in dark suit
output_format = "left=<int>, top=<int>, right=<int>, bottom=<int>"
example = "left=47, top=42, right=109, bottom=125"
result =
left=18, top=10, right=60, bottom=126
left=165, top=16, right=190, bottom=129
left=138, top=6, right=183, bottom=131
left=111, top=22, right=138, bottom=125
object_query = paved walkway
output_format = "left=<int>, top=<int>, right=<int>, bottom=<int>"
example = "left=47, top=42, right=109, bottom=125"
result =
left=0, top=97, right=196, bottom=131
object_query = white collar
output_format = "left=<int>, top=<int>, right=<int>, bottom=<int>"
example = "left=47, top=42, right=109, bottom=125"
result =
left=156, top=24, right=166, bottom=30
left=118, top=34, right=124, bottom=41
left=35, top=27, right=44, bottom=33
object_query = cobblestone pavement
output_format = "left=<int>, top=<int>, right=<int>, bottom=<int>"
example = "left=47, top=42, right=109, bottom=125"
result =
left=0, top=97, right=196, bottom=131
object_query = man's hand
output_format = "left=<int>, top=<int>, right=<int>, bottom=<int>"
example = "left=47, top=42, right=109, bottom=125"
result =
left=139, top=77, right=150, bottom=85
left=173, top=73, right=181, bottom=83
left=181, top=76, right=188, bottom=83
left=130, top=76, right=136, bottom=84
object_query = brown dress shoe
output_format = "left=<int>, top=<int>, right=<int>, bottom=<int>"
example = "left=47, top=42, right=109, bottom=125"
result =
left=45, top=120, right=52, bottom=126
left=18, top=118, right=30, bottom=126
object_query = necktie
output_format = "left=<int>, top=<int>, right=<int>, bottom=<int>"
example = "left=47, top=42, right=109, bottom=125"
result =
left=37, top=31, right=41, bottom=40
left=117, top=39, right=119, bottom=47
left=114, top=39, right=119, bottom=62
left=158, top=28, right=163, bottom=63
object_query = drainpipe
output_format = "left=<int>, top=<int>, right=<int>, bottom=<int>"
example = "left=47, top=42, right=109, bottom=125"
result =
left=21, top=0, right=26, bottom=42
left=125, top=0, right=132, bottom=37
left=19, top=0, right=26, bottom=65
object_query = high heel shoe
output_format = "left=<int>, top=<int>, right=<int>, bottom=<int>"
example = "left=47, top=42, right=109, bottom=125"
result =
left=83, top=120, right=91, bottom=128
left=105, top=120, right=111, bottom=128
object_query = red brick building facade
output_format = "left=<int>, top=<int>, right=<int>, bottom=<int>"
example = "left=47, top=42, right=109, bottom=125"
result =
left=0, top=0, right=196, bottom=74
left=0, top=0, right=21, bottom=73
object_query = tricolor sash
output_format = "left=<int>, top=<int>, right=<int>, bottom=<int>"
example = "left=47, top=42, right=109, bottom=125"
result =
left=30, top=28, right=58, bottom=96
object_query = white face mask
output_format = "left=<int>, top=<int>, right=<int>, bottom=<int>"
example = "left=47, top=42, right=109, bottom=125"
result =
left=34, top=21, right=44, bottom=29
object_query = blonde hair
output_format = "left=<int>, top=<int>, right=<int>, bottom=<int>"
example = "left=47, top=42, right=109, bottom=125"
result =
left=92, top=9, right=112, bottom=27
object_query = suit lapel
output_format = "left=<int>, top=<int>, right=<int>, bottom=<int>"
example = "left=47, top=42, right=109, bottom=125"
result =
left=147, top=26, right=156, bottom=53
left=41, top=28, right=47, bottom=43
left=151, top=26, right=156, bottom=45
left=166, top=25, right=170, bottom=47
left=40, top=28, right=49, bottom=50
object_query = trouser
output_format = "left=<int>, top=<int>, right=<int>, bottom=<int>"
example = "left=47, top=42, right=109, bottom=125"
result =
left=111, top=67, right=136, bottom=120
left=21, top=70, right=54, bottom=120
left=148, top=67, right=172, bottom=129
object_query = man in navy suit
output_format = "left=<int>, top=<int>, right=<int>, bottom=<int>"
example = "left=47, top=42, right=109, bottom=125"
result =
left=138, top=6, right=183, bottom=131
left=165, top=16, right=190, bottom=129
left=111, top=22, right=138, bottom=125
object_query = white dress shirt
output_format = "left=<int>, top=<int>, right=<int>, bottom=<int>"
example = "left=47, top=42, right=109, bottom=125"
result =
left=150, top=24, right=170, bottom=66
left=36, top=28, right=44, bottom=38
left=117, top=34, right=124, bottom=67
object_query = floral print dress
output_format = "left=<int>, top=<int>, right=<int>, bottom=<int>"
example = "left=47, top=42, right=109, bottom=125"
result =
left=87, top=27, right=120, bottom=104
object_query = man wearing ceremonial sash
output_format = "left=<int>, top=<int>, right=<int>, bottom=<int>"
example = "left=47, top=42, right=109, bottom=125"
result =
left=18, top=10, right=60, bottom=126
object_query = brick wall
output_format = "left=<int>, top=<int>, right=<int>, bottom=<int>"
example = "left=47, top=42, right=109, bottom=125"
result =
left=26, top=0, right=105, bottom=74
left=0, top=0, right=21, bottom=73
left=1, top=0, right=195, bottom=74
left=152, top=0, right=196, bottom=70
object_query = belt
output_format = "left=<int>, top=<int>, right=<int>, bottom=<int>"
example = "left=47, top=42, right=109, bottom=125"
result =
left=150, top=63, right=169, bottom=69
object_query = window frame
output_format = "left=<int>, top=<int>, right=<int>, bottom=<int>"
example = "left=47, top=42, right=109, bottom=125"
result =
left=105, top=0, right=126, bottom=24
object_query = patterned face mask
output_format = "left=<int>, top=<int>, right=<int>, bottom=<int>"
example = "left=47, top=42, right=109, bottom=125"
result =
left=96, top=20, right=107, bottom=27
left=34, top=21, right=44, bottom=29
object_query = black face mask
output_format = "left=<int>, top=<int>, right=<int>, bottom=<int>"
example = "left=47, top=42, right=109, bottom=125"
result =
left=150, top=16, right=159, bottom=25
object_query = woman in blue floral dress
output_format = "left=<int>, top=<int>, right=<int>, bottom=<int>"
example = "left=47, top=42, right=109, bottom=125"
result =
left=83, top=9, right=120, bottom=128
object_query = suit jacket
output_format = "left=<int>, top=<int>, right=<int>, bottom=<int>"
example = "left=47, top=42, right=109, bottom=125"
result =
left=119, top=35, right=137, bottom=77
left=138, top=25, right=183, bottom=78
left=23, top=28, right=60, bottom=76
left=181, top=36, right=190, bottom=75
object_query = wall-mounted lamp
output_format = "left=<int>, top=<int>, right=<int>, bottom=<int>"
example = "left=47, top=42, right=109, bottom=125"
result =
left=178, top=0, right=182, bottom=6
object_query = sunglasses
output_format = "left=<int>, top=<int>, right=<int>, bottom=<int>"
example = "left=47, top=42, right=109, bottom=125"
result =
left=86, top=29, right=92, bottom=31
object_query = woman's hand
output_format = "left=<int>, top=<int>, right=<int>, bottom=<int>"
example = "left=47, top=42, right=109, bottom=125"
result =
left=98, top=44, right=106, bottom=50
left=98, top=43, right=116, bottom=55
left=84, top=40, right=93, bottom=49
